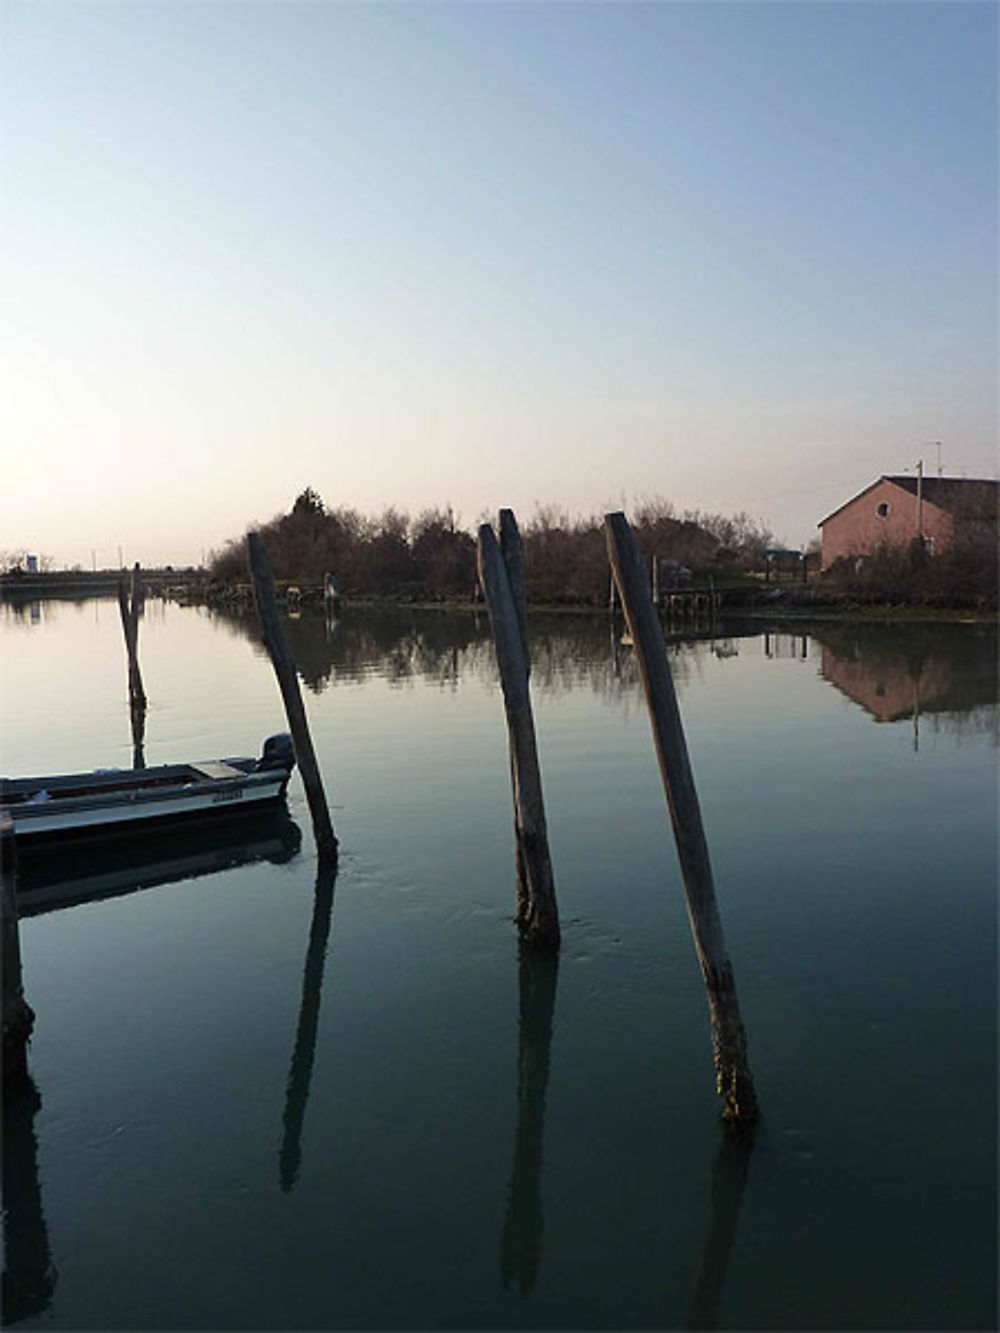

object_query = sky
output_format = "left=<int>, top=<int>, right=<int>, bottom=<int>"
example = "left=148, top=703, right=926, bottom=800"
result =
left=2, top=0, right=997, bottom=569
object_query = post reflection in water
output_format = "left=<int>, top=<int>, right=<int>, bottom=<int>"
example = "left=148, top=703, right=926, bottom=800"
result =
left=279, top=861, right=338, bottom=1192
left=500, top=944, right=559, bottom=1296
left=684, top=1129, right=754, bottom=1330
left=2, top=1075, right=56, bottom=1326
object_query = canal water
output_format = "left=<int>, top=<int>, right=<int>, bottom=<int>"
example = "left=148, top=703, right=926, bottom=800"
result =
left=2, top=598, right=996, bottom=1329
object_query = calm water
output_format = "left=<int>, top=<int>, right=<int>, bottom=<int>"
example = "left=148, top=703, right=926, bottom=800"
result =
left=2, top=598, right=997, bottom=1330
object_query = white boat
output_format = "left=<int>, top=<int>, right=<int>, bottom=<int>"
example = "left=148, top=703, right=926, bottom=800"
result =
left=1, top=734, right=296, bottom=843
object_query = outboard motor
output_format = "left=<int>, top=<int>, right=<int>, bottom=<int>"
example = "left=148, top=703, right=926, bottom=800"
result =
left=256, top=733, right=296, bottom=773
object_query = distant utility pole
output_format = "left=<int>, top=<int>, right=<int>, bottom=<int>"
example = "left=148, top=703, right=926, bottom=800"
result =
left=916, top=459, right=924, bottom=539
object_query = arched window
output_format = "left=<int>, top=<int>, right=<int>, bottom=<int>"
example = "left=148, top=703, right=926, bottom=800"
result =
left=876, top=501, right=891, bottom=518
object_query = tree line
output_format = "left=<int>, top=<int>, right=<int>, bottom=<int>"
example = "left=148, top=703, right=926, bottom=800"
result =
left=207, top=488, right=778, bottom=604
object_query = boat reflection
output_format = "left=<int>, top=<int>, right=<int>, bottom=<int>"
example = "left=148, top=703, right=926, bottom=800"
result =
left=15, top=812, right=302, bottom=917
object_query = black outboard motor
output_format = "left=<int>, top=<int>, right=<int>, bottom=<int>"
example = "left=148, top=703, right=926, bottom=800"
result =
left=256, top=733, right=296, bottom=773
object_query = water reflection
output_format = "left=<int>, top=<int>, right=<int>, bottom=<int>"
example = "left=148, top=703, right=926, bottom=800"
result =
left=500, top=945, right=559, bottom=1295
left=16, top=813, right=302, bottom=917
left=279, top=861, right=337, bottom=1192
left=813, top=621, right=998, bottom=734
left=2, top=1075, right=56, bottom=1325
left=203, top=603, right=739, bottom=702
left=203, top=604, right=997, bottom=731
left=684, top=1130, right=754, bottom=1330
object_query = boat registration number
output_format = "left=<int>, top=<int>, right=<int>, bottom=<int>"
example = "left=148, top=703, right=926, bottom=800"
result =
left=212, top=786, right=245, bottom=804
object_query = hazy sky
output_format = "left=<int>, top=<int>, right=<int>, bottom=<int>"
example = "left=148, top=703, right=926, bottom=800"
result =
left=3, top=1, right=996, bottom=568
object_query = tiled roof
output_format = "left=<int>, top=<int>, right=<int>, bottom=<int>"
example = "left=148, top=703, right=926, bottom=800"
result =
left=884, top=476, right=999, bottom=521
left=819, top=476, right=999, bottom=526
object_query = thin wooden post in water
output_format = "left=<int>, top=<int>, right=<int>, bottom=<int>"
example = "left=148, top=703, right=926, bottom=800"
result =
left=247, top=532, right=338, bottom=864
left=117, top=563, right=147, bottom=768
left=477, top=514, right=559, bottom=950
left=605, top=512, right=757, bottom=1125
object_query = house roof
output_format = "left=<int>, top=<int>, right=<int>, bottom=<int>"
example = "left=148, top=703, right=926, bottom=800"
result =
left=818, top=476, right=1000, bottom=527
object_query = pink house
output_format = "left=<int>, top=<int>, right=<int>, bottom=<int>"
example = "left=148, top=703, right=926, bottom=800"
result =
left=818, top=475, right=999, bottom=570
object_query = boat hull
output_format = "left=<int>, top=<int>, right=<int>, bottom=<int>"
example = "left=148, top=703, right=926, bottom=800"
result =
left=2, top=749, right=294, bottom=845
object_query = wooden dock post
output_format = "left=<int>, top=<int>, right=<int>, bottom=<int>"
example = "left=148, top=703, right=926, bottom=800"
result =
left=605, top=512, right=757, bottom=1125
left=117, top=562, right=147, bottom=768
left=2, top=815, right=34, bottom=1086
left=247, top=532, right=338, bottom=864
left=477, top=513, right=559, bottom=950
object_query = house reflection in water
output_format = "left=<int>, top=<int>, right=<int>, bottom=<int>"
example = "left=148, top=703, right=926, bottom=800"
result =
left=821, top=646, right=952, bottom=723
left=814, top=623, right=998, bottom=749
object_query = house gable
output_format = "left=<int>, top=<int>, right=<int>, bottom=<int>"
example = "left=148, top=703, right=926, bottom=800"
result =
left=819, top=475, right=998, bottom=569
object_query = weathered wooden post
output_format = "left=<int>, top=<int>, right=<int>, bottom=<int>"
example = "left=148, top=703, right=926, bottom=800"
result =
left=605, top=512, right=757, bottom=1125
left=2, top=815, right=34, bottom=1086
left=247, top=532, right=338, bottom=863
left=117, top=562, right=147, bottom=768
left=477, top=512, right=559, bottom=950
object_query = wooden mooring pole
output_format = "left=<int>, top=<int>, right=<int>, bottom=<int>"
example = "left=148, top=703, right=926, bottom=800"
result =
left=117, top=562, right=147, bottom=768
left=247, top=532, right=338, bottom=864
left=477, top=512, right=559, bottom=951
left=605, top=512, right=757, bottom=1125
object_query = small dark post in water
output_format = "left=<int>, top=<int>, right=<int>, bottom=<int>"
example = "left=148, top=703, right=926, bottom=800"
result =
left=247, top=532, right=338, bottom=863
left=117, top=562, right=147, bottom=768
left=477, top=512, right=559, bottom=950
left=605, top=512, right=757, bottom=1125
left=2, top=815, right=34, bottom=1086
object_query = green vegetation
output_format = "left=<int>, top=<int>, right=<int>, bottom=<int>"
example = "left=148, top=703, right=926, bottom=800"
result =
left=208, top=488, right=777, bottom=604
left=207, top=488, right=997, bottom=613
left=823, top=533, right=997, bottom=611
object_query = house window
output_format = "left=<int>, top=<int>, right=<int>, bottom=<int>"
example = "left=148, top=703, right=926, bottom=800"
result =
left=876, top=501, right=891, bottom=518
